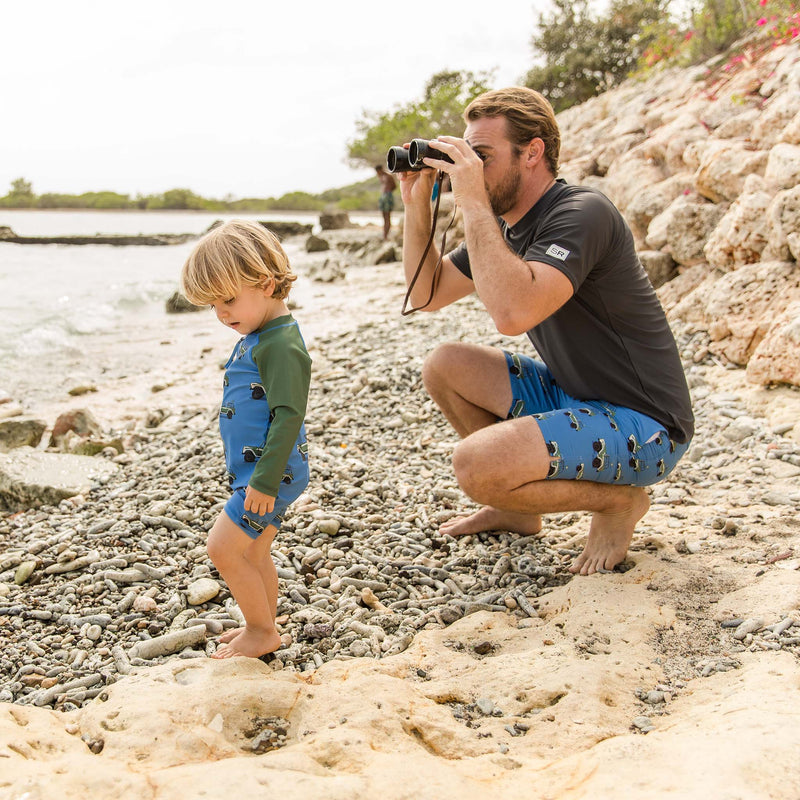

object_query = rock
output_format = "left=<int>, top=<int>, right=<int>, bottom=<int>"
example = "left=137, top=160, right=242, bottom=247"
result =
left=762, top=184, right=800, bottom=263
left=0, top=417, right=46, bottom=452
left=50, top=408, right=103, bottom=444
left=165, top=291, right=204, bottom=314
left=319, top=210, right=352, bottom=230
left=305, top=234, right=330, bottom=253
left=307, top=258, right=346, bottom=283
left=128, top=626, right=207, bottom=659
left=764, top=142, right=800, bottom=190
left=665, top=201, right=727, bottom=266
left=258, top=220, right=313, bottom=239
left=374, top=244, right=398, bottom=264
left=0, top=447, right=118, bottom=512
left=703, top=179, right=772, bottom=270
left=186, top=578, right=221, bottom=605
left=638, top=251, right=677, bottom=289
left=747, top=303, right=800, bottom=387
left=694, top=141, right=769, bottom=203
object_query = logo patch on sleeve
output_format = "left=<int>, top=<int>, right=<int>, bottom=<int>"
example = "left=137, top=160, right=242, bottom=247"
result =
left=545, top=243, right=570, bottom=261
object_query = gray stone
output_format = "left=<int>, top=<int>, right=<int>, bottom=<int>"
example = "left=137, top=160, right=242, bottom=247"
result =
left=0, top=447, right=118, bottom=512
left=0, top=417, right=46, bottom=452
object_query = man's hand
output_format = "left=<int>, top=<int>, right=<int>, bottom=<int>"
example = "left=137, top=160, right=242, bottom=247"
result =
left=398, top=151, right=438, bottom=207
left=421, top=137, right=490, bottom=213
left=244, top=486, right=275, bottom=517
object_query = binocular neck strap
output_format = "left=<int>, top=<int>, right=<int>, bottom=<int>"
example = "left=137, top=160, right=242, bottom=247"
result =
left=401, top=172, right=456, bottom=317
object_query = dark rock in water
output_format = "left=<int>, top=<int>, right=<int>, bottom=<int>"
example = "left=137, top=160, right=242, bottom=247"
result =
left=306, top=234, right=330, bottom=253
left=0, top=227, right=196, bottom=246
left=319, top=210, right=352, bottom=230
left=0, top=417, right=46, bottom=453
left=258, top=221, right=314, bottom=239
left=166, top=291, right=204, bottom=314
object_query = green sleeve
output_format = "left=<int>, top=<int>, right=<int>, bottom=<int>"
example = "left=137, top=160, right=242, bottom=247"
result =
left=249, top=324, right=311, bottom=496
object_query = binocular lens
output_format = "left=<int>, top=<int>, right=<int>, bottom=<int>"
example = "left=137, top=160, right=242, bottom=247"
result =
left=387, top=146, right=413, bottom=173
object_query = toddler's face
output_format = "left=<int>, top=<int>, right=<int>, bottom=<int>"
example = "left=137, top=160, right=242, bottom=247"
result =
left=210, top=281, right=278, bottom=335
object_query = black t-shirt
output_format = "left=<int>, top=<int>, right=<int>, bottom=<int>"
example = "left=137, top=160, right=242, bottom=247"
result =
left=449, top=180, right=694, bottom=443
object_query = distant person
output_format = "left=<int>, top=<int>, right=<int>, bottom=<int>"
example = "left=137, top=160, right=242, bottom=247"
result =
left=398, top=87, right=693, bottom=575
left=181, top=219, right=311, bottom=658
left=375, top=164, right=397, bottom=240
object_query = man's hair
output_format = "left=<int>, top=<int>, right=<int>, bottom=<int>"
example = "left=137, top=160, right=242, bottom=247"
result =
left=181, top=219, right=296, bottom=305
left=464, top=87, right=560, bottom=176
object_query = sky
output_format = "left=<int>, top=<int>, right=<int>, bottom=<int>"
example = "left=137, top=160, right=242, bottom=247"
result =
left=3, top=0, right=537, bottom=199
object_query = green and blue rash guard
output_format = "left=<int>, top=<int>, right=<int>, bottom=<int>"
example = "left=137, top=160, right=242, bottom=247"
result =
left=220, top=314, right=310, bottom=500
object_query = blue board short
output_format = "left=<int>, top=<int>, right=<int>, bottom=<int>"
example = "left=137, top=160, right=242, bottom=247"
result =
left=224, top=488, right=292, bottom=540
left=504, top=352, right=689, bottom=487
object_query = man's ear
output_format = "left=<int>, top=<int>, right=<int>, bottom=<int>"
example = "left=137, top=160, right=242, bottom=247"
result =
left=526, top=138, right=545, bottom=166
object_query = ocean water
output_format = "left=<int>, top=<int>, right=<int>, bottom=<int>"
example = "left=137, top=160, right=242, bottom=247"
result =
left=0, top=209, right=378, bottom=408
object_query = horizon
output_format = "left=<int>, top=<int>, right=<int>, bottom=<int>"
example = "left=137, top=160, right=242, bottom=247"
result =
left=2, top=0, right=535, bottom=200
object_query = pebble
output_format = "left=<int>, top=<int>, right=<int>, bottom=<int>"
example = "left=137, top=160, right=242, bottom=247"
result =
left=186, top=577, right=221, bottom=605
left=1, top=287, right=799, bottom=713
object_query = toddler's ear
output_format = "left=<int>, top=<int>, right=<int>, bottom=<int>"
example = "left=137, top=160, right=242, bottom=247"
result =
left=261, top=277, right=276, bottom=296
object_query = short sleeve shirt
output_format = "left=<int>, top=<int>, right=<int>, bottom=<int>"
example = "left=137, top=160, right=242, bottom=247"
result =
left=448, top=180, right=693, bottom=443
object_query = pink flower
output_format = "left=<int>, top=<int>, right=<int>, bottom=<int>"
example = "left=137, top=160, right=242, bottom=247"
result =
left=757, top=16, right=767, bottom=24
left=759, top=0, right=767, bottom=6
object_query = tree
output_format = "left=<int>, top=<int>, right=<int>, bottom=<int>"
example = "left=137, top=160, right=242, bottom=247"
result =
left=1, top=177, right=35, bottom=207
left=346, top=69, right=494, bottom=169
left=524, top=0, right=670, bottom=112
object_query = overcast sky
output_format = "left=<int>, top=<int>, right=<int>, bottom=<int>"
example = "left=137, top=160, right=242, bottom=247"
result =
left=3, top=0, right=537, bottom=199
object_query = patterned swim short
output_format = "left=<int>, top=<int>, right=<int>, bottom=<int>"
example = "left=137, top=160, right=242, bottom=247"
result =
left=504, top=352, right=689, bottom=487
left=224, top=488, right=292, bottom=540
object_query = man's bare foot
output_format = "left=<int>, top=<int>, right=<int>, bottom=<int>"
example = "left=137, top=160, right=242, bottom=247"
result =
left=211, top=627, right=281, bottom=659
left=217, top=627, right=243, bottom=644
left=440, top=506, right=543, bottom=537
left=569, top=488, right=650, bottom=576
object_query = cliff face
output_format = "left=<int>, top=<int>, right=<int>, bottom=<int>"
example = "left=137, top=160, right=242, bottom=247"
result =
left=557, top=40, right=800, bottom=387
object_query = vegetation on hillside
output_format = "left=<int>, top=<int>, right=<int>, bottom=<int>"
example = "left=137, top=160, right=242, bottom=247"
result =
left=2, top=0, right=797, bottom=212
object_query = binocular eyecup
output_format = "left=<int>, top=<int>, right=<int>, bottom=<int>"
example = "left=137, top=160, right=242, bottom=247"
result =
left=386, top=138, right=455, bottom=173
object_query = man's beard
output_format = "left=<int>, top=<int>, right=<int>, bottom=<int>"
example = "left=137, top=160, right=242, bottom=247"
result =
left=488, top=163, right=522, bottom=217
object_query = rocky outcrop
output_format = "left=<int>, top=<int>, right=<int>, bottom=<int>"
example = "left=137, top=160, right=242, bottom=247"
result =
left=0, top=227, right=197, bottom=246
left=557, top=39, right=800, bottom=388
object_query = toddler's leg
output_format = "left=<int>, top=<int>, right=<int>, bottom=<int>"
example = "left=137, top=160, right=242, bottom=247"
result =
left=206, top=511, right=281, bottom=658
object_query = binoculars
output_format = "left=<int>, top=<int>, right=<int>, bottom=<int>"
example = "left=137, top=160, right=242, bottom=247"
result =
left=386, top=139, right=455, bottom=173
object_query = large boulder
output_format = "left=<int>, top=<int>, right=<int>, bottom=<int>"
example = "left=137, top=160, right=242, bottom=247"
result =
left=761, top=184, right=800, bottom=263
left=746, top=303, right=800, bottom=387
left=319, top=210, right=352, bottom=231
left=694, top=142, right=769, bottom=203
left=764, top=142, right=800, bottom=190
left=664, top=201, right=727, bottom=266
left=703, top=176, right=772, bottom=270
left=0, top=448, right=118, bottom=512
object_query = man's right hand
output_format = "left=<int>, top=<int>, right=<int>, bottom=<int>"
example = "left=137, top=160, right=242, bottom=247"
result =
left=398, top=159, right=438, bottom=208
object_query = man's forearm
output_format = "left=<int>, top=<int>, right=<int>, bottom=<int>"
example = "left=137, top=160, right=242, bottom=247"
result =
left=402, top=201, right=442, bottom=307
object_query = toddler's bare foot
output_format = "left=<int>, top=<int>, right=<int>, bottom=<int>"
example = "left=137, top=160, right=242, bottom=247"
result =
left=217, top=627, right=243, bottom=644
left=569, top=488, right=649, bottom=576
left=212, top=627, right=281, bottom=659
left=440, top=506, right=543, bottom=537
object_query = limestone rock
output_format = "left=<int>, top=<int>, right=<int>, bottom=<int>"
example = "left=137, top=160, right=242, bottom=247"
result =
left=665, top=201, right=727, bottom=266
left=50, top=408, right=103, bottom=444
left=0, top=417, right=46, bottom=452
left=764, top=142, right=800, bottom=190
left=638, top=250, right=677, bottom=289
left=704, top=179, right=772, bottom=270
left=746, top=303, right=800, bottom=387
left=186, top=577, right=221, bottom=605
left=762, top=184, right=800, bottom=262
left=0, top=447, right=118, bottom=511
left=695, top=142, right=769, bottom=203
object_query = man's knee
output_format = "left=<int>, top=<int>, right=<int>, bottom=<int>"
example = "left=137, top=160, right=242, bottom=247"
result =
left=452, top=437, right=495, bottom=505
left=421, top=342, right=469, bottom=396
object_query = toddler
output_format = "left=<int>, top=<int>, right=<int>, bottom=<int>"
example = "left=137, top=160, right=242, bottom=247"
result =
left=181, top=219, right=310, bottom=658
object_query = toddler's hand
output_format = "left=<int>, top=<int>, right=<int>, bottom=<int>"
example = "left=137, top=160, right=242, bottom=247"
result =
left=244, top=486, right=275, bottom=516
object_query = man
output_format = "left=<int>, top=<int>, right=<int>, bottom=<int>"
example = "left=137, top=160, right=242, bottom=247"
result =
left=399, top=87, right=693, bottom=576
left=375, top=164, right=397, bottom=240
